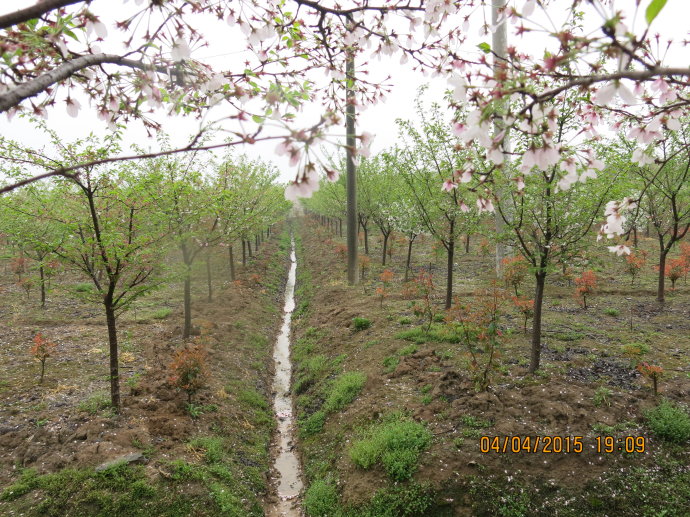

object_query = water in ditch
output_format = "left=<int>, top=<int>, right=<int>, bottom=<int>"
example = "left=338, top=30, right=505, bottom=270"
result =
left=266, top=237, right=304, bottom=517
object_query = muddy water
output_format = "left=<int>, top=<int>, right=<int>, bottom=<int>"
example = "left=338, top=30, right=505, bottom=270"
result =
left=266, top=238, right=304, bottom=517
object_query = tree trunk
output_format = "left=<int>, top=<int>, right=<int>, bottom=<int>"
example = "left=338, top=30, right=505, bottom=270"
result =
left=633, top=227, right=638, bottom=247
left=465, top=234, right=470, bottom=254
left=346, top=51, right=360, bottom=286
left=39, top=360, right=46, bottom=384
left=104, top=299, right=121, bottom=410
left=339, top=218, right=343, bottom=238
left=242, top=240, right=247, bottom=266
left=529, top=271, right=546, bottom=373
left=228, top=244, right=236, bottom=281
left=657, top=246, right=668, bottom=303
left=206, top=251, right=213, bottom=302
left=247, top=239, right=253, bottom=257
left=445, top=226, right=455, bottom=309
left=382, top=232, right=389, bottom=265
left=39, top=264, right=46, bottom=308
left=363, top=226, right=369, bottom=255
left=183, top=266, right=192, bottom=339
left=404, top=238, right=414, bottom=282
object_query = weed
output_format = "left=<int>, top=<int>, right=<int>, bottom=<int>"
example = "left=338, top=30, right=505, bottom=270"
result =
left=398, top=344, right=418, bottom=356
left=398, top=316, right=413, bottom=325
left=645, top=401, right=690, bottom=444
left=603, top=307, right=620, bottom=317
left=238, top=389, right=269, bottom=410
left=593, top=386, right=613, bottom=407
left=352, top=317, right=372, bottom=331
left=151, top=308, right=172, bottom=319
left=304, top=478, right=339, bottom=516
left=383, top=356, right=399, bottom=373
left=350, top=417, right=432, bottom=481
left=323, top=372, right=366, bottom=412
left=301, top=410, right=326, bottom=437
left=421, top=395, right=432, bottom=405
left=78, top=391, right=112, bottom=415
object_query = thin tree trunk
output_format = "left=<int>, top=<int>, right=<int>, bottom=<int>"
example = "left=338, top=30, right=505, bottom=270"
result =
left=39, top=360, right=45, bottom=384
left=104, top=299, right=121, bottom=410
left=657, top=246, right=668, bottom=303
left=247, top=239, right=253, bottom=257
left=206, top=251, right=213, bottom=302
left=242, top=240, right=247, bottom=266
left=465, top=234, right=470, bottom=253
left=339, top=218, right=343, bottom=238
left=183, top=267, right=192, bottom=339
left=529, top=271, right=546, bottom=373
left=346, top=48, right=359, bottom=285
left=445, top=225, right=455, bottom=309
left=404, top=237, right=414, bottom=282
left=382, top=232, right=389, bottom=266
left=228, top=244, right=236, bottom=281
left=39, top=264, right=46, bottom=308
left=363, top=226, right=369, bottom=255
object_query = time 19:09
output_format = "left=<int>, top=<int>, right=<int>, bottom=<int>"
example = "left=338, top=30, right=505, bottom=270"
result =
left=596, top=436, right=645, bottom=453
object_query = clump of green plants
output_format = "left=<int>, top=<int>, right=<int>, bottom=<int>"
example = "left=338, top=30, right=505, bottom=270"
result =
left=644, top=400, right=690, bottom=444
left=603, top=307, right=620, bottom=317
left=382, top=355, right=399, bottom=373
left=593, top=386, right=613, bottom=407
left=350, top=415, right=432, bottom=481
left=300, top=410, right=327, bottom=438
left=151, top=308, right=173, bottom=319
left=398, top=344, right=418, bottom=356
left=78, top=391, right=112, bottom=415
left=621, top=342, right=650, bottom=367
left=323, top=372, right=366, bottom=412
left=352, top=317, right=372, bottom=331
left=303, top=478, right=339, bottom=516
left=398, top=316, right=412, bottom=325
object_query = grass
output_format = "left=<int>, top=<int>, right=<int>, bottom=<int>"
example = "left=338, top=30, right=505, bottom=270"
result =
left=150, top=307, right=173, bottom=319
left=645, top=400, right=690, bottom=444
left=382, top=355, right=399, bottom=373
left=350, top=415, right=432, bottom=481
left=352, top=317, right=372, bottom=331
left=304, top=478, right=339, bottom=517
left=603, top=307, right=620, bottom=317
left=395, top=326, right=461, bottom=344
left=323, top=372, right=366, bottom=412
left=77, top=391, right=112, bottom=415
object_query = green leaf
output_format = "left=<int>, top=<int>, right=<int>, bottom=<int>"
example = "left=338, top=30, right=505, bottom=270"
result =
left=645, top=0, right=667, bottom=24
left=252, top=114, right=265, bottom=124
left=477, top=42, right=491, bottom=54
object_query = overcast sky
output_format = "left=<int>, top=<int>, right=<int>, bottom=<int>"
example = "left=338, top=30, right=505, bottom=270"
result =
left=1, top=0, right=685, bottom=184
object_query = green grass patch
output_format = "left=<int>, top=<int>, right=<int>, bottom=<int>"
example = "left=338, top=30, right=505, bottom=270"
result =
left=645, top=400, right=690, bottom=444
left=150, top=308, right=173, bottom=320
left=352, top=317, right=372, bottom=331
left=395, top=327, right=461, bottom=344
left=323, top=372, right=366, bottom=412
left=77, top=391, right=112, bottom=415
left=350, top=416, right=432, bottom=481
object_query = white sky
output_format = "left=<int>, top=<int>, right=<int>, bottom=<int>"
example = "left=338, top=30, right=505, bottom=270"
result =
left=0, top=0, right=686, bottom=184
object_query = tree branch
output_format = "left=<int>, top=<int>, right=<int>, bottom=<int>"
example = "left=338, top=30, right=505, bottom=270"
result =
left=0, top=0, right=86, bottom=30
left=0, top=53, right=179, bottom=113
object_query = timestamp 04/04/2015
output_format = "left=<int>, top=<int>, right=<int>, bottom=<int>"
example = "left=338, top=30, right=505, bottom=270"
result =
left=479, top=435, right=646, bottom=454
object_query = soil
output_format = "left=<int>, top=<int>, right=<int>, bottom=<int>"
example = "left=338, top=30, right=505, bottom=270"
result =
left=292, top=217, right=690, bottom=514
left=0, top=228, right=289, bottom=514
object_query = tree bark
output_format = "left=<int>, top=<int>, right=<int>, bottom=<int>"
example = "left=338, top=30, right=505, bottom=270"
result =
left=242, top=240, right=247, bottom=266
left=657, top=246, right=668, bottom=303
left=228, top=244, right=236, bottom=281
left=183, top=266, right=192, bottom=339
left=206, top=250, right=213, bottom=302
left=104, top=299, right=121, bottom=410
left=381, top=232, right=389, bottom=266
left=346, top=49, right=359, bottom=285
left=465, top=234, right=470, bottom=254
left=404, top=237, right=414, bottom=282
left=39, top=264, right=46, bottom=308
left=529, top=271, right=546, bottom=373
left=445, top=225, right=455, bottom=309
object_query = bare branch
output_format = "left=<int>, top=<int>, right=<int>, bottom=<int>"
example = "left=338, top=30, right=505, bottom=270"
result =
left=0, top=0, right=85, bottom=30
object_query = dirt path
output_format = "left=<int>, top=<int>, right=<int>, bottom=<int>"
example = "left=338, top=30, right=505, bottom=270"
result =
left=265, top=236, right=304, bottom=516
